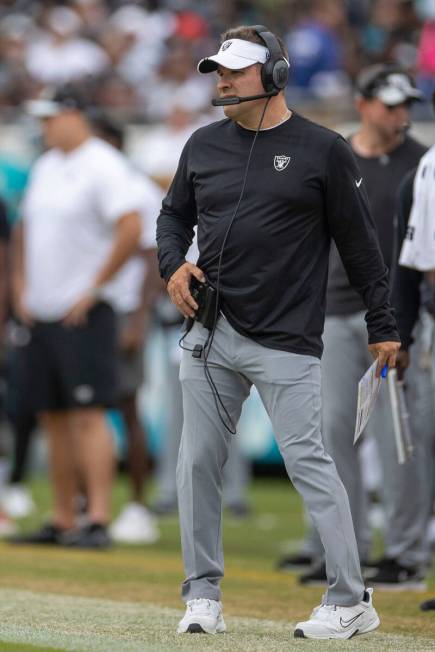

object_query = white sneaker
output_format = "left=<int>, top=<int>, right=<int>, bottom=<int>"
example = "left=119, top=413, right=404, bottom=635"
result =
left=1, top=484, right=35, bottom=519
left=109, top=503, right=160, bottom=544
left=177, top=598, right=226, bottom=634
left=294, top=588, right=380, bottom=639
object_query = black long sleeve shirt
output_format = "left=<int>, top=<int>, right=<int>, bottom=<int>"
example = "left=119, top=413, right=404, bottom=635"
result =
left=326, top=136, right=427, bottom=316
left=157, top=112, right=399, bottom=358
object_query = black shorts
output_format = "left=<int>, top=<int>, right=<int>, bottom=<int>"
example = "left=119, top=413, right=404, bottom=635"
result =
left=28, top=302, right=119, bottom=412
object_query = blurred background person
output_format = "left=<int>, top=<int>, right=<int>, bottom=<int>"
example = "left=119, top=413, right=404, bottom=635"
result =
left=284, top=0, right=352, bottom=101
left=0, top=192, right=15, bottom=537
left=25, top=5, right=110, bottom=85
left=93, top=113, right=164, bottom=544
left=415, top=1, right=435, bottom=101
left=10, top=84, right=141, bottom=549
left=0, top=107, right=35, bottom=523
left=130, top=104, right=206, bottom=192
left=392, top=90, right=435, bottom=609
left=144, top=44, right=214, bottom=121
left=279, top=64, right=429, bottom=590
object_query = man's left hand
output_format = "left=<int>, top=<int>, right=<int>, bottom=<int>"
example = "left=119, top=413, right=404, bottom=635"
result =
left=63, top=292, right=97, bottom=327
left=368, top=340, right=401, bottom=378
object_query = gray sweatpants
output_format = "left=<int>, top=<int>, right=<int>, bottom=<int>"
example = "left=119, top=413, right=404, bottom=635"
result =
left=302, top=312, right=430, bottom=568
left=177, top=317, right=364, bottom=606
left=154, top=325, right=251, bottom=509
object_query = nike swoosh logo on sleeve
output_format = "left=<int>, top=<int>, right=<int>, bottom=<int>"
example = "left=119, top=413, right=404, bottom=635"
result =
left=355, top=178, right=363, bottom=188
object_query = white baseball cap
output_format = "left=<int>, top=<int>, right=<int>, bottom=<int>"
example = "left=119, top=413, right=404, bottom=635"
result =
left=198, top=38, right=269, bottom=74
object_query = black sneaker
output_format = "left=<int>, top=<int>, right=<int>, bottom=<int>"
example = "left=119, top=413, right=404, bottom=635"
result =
left=299, top=562, right=327, bottom=586
left=420, top=598, right=435, bottom=611
left=369, top=558, right=426, bottom=591
left=9, top=522, right=64, bottom=545
left=364, top=556, right=390, bottom=568
left=60, top=523, right=111, bottom=549
left=226, top=502, right=251, bottom=519
left=151, top=499, right=178, bottom=516
left=277, top=553, right=313, bottom=571
left=362, top=556, right=391, bottom=578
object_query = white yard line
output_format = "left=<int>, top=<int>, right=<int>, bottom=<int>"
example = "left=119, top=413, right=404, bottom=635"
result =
left=0, top=588, right=434, bottom=652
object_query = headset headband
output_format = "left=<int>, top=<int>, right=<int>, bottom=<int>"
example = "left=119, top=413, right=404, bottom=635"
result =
left=251, top=25, right=289, bottom=94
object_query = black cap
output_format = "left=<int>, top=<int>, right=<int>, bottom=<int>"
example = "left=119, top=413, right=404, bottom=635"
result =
left=26, top=83, right=89, bottom=118
left=356, top=64, right=424, bottom=106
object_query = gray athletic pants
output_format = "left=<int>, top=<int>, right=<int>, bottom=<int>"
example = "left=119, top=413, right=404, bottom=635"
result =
left=177, top=317, right=365, bottom=606
left=301, top=312, right=429, bottom=569
left=154, top=325, right=251, bottom=508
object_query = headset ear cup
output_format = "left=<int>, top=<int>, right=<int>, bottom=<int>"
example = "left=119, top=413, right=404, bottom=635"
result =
left=261, top=58, right=274, bottom=93
left=273, top=60, right=289, bottom=90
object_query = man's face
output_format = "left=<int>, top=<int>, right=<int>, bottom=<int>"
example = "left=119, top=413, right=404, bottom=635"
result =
left=40, top=111, right=78, bottom=149
left=359, top=97, right=411, bottom=139
left=216, top=63, right=265, bottom=120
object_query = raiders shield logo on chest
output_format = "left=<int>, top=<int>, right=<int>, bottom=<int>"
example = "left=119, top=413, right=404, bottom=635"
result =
left=274, top=155, right=291, bottom=171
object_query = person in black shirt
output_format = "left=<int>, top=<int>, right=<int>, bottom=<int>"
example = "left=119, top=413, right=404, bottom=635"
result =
left=283, top=65, right=428, bottom=589
left=392, top=98, right=435, bottom=610
left=157, top=26, right=400, bottom=640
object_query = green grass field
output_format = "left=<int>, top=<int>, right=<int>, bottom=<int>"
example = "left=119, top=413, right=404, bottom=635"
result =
left=0, top=476, right=434, bottom=651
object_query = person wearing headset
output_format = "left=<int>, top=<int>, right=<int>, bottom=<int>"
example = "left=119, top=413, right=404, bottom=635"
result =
left=156, top=25, right=400, bottom=640
left=279, top=65, right=428, bottom=589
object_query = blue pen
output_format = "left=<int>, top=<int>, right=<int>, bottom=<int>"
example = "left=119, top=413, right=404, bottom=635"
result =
left=381, top=364, right=388, bottom=379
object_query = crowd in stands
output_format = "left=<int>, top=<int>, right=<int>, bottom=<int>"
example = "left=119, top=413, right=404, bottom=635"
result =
left=0, top=0, right=434, bottom=122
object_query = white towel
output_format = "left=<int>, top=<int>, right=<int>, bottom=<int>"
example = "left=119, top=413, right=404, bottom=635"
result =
left=399, top=144, right=435, bottom=271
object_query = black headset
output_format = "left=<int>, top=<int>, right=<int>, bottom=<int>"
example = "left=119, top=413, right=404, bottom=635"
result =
left=252, top=25, right=289, bottom=94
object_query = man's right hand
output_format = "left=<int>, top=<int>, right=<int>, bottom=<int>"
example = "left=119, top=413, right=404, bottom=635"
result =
left=167, top=262, right=205, bottom=318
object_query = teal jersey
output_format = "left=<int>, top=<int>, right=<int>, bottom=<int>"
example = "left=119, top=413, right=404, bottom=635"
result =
left=0, top=157, right=30, bottom=225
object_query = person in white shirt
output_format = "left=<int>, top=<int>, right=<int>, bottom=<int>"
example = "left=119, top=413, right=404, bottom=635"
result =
left=26, top=6, right=109, bottom=85
left=11, top=85, right=141, bottom=548
left=93, top=115, right=164, bottom=544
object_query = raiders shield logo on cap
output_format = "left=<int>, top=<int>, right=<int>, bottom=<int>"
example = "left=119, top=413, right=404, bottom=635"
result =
left=274, top=155, right=291, bottom=171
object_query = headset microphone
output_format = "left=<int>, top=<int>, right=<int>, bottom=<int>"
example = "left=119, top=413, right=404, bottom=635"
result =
left=212, top=90, right=277, bottom=106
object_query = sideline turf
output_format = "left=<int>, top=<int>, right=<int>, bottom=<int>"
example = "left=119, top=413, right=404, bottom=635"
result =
left=0, top=643, right=66, bottom=652
left=0, top=477, right=434, bottom=650
left=1, top=588, right=435, bottom=652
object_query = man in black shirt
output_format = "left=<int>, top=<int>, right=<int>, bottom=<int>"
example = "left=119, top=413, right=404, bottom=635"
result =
left=286, top=65, right=428, bottom=588
left=157, top=26, right=400, bottom=640
left=392, top=93, right=435, bottom=610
